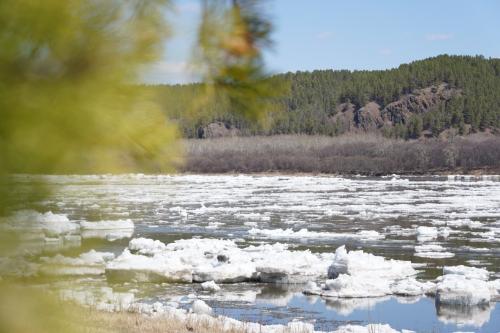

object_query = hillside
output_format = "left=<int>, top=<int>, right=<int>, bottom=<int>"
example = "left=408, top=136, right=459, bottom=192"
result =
left=152, top=55, right=500, bottom=139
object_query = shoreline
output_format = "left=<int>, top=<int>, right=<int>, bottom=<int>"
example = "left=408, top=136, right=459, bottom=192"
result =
left=179, top=167, right=500, bottom=177
left=10, top=168, right=500, bottom=177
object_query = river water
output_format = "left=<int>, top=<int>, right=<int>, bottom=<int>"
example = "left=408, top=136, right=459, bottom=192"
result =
left=10, top=174, right=500, bottom=332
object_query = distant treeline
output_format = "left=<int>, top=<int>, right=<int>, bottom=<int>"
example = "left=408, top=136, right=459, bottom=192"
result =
left=181, top=134, right=500, bottom=175
left=150, top=55, right=500, bottom=139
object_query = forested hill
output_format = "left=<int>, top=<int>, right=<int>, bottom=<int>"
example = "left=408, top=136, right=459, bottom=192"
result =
left=152, top=55, right=500, bottom=139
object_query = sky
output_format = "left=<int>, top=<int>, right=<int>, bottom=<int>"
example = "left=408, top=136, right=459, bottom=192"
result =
left=144, top=0, right=500, bottom=84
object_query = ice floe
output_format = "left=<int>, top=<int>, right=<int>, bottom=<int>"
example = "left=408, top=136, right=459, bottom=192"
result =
left=326, top=245, right=416, bottom=280
left=191, top=299, right=213, bottom=315
left=248, top=228, right=384, bottom=241
left=80, top=220, right=134, bottom=241
left=1, top=210, right=136, bottom=256
left=4, top=210, right=80, bottom=237
left=443, top=265, right=490, bottom=281
left=0, top=210, right=82, bottom=255
left=435, top=267, right=492, bottom=306
left=414, top=244, right=455, bottom=258
left=105, top=237, right=334, bottom=284
left=390, top=278, right=436, bottom=296
left=201, top=280, right=221, bottom=292
left=306, top=245, right=422, bottom=298
left=415, top=226, right=450, bottom=241
left=39, top=250, right=115, bottom=275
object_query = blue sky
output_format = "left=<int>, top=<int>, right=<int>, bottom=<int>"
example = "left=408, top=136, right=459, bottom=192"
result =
left=144, top=0, right=500, bottom=84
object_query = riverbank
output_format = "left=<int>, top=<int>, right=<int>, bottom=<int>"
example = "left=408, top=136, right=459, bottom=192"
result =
left=64, top=307, right=403, bottom=333
left=181, top=134, right=500, bottom=175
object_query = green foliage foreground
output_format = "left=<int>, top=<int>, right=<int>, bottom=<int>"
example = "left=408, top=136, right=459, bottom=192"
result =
left=0, top=1, right=276, bottom=332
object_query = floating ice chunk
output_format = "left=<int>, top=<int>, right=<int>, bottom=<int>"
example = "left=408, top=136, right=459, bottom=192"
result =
left=248, top=228, right=384, bottom=241
left=244, top=221, right=258, bottom=227
left=327, top=245, right=416, bottom=280
left=325, top=209, right=342, bottom=216
left=256, top=248, right=332, bottom=284
left=414, top=244, right=455, bottom=258
left=438, top=227, right=451, bottom=238
left=303, top=281, right=321, bottom=294
left=416, top=226, right=438, bottom=241
left=443, top=265, right=489, bottom=281
left=309, top=246, right=427, bottom=299
left=191, top=299, right=212, bottom=315
left=39, top=250, right=114, bottom=275
left=390, top=278, right=436, bottom=296
left=446, top=219, right=484, bottom=229
left=201, top=280, right=221, bottom=292
left=129, top=237, right=166, bottom=256
left=435, top=265, right=495, bottom=306
left=356, top=230, right=384, bottom=239
left=105, top=249, right=193, bottom=283
left=39, top=214, right=79, bottom=236
left=321, top=274, right=392, bottom=298
left=80, top=220, right=134, bottom=241
left=206, top=221, right=223, bottom=229
left=436, top=274, right=491, bottom=306
left=106, top=238, right=333, bottom=284
left=3, top=210, right=79, bottom=238
left=461, top=246, right=491, bottom=253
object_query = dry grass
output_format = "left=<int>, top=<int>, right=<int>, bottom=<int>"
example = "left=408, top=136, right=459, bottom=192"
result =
left=67, top=308, right=310, bottom=333
left=181, top=134, right=500, bottom=175
left=69, top=309, right=224, bottom=333
left=0, top=285, right=310, bottom=333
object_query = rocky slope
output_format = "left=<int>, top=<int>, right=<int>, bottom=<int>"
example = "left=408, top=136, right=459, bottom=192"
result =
left=324, top=83, right=461, bottom=134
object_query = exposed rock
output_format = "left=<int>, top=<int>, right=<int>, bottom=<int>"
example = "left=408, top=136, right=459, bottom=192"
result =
left=330, top=103, right=356, bottom=134
left=217, top=254, right=229, bottom=263
left=355, top=102, right=384, bottom=131
left=381, top=83, right=461, bottom=125
left=328, top=83, right=461, bottom=134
